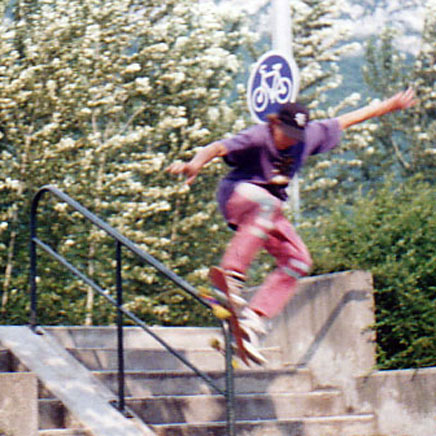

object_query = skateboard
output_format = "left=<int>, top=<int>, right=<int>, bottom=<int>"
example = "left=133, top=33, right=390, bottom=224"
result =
left=199, top=266, right=250, bottom=366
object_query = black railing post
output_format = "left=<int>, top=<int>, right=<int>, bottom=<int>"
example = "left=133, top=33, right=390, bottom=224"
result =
left=29, top=185, right=236, bottom=432
left=30, top=196, right=38, bottom=329
left=116, top=241, right=125, bottom=413
left=223, top=323, right=236, bottom=436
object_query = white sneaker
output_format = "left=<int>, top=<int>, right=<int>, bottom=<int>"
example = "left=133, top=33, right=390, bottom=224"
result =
left=241, top=339, right=267, bottom=365
left=210, top=268, right=247, bottom=310
left=239, top=307, right=268, bottom=365
left=239, top=307, right=267, bottom=336
left=212, top=288, right=247, bottom=309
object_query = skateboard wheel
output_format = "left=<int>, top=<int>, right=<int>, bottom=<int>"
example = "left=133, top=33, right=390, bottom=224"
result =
left=209, top=337, right=222, bottom=350
left=212, top=304, right=231, bottom=319
left=232, top=357, right=242, bottom=369
left=198, top=286, right=210, bottom=297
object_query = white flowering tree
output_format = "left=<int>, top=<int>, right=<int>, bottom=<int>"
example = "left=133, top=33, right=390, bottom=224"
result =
left=282, top=0, right=369, bottom=214
left=2, top=0, right=406, bottom=326
left=347, top=0, right=436, bottom=183
left=299, top=0, right=436, bottom=215
left=0, top=0, right=256, bottom=325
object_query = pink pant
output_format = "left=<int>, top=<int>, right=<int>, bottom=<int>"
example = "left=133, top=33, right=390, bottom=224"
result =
left=220, top=183, right=312, bottom=319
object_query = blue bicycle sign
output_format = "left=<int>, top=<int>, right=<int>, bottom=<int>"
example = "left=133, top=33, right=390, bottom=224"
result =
left=247, top=51, right=299, bottom=123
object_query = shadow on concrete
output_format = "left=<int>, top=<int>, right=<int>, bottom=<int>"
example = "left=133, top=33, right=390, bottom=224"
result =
left=293, top=289, right=371, bottom=368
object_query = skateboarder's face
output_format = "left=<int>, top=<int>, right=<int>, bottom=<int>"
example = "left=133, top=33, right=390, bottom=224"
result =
left=272, top=125, right=298, bottom=150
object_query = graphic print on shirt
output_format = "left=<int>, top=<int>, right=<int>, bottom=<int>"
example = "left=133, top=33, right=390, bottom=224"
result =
left=270, top=154, right=295, bottom=185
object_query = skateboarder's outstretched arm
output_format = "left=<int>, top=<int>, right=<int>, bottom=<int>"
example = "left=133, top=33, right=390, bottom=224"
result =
left=166, top=89, right=417, bottom=184
left=166, top=141, right=227, bottom=185
left=337, top=87, right=417, bottom=130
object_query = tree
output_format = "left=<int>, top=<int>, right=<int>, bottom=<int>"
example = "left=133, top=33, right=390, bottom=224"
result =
left=0, top=0, right=368, bottom=327
left=302, top=0, right=436, bottom=213
left=292, top=0, right=356, bottom=107
left=302, top=176, right=436, bottom=369
left=0, top=0, right=256, bottom=325
left=361, top=18, right=436, bottom=180
left=287, top=0, right=367, bottom=215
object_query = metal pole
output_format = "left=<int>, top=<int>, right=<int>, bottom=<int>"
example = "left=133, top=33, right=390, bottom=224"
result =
left=116, top=241, right=125, bottom=413
left=272, top=0, right=293, bottom=57
left=223, top=323, right=236, bottom=436
left=29, top=198, right=38, bottom=329
left=271, top=0, right=300, bottom=224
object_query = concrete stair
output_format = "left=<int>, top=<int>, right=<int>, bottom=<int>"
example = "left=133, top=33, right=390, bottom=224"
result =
left=0, top=346, right=90, bottom=436
left=38, top=431, right=91, bottom=436
left=151, top=415, right=376, bottom=436
left=37, top=384, right=92, bottom=436
left=45, top=326, right=377, bottom=436
left=1, top=326, right=153, bottom=436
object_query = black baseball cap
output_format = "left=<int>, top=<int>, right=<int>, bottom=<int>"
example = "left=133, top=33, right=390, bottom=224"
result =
left=276, top=102, right=310, bottom=141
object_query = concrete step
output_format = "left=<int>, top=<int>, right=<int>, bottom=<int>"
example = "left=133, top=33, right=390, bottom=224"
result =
left=36, top=326, right=376, bottom=436
left=68, top=346, right=282, bottom=372
left=94, top=368, right=313, bottom=396
left=44, top=326, right=226, bottom=350
left=38, top=429, right=92, bottom=436
left=152, top=414, right=377, bottom=436
left=0, top=326, right=152, bottom=436
left=0, top=348, right=25, bottom=372
left=38, top=398, right=82, bottom=430
left=126, top=390, right=345, bottom=424
left=38, top=379, right=56, bottom=399
left=0, top=348, right=11, bottom=371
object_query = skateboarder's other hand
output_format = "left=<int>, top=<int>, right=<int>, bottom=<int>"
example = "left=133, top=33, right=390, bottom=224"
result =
left=388, top=87, right=417, bottom=111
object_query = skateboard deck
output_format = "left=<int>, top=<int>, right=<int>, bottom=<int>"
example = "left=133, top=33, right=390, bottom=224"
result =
left=201, top=267, right=250, bottom=365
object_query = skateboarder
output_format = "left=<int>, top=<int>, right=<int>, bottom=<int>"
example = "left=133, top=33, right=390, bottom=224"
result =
left=166, top=88, right=416, bottom=364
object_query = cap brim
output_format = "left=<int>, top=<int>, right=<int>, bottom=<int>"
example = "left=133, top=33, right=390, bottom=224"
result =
left=280, top=123, right=305, bottom=141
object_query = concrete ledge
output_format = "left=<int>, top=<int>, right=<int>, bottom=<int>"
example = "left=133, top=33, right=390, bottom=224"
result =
left=263, top=270, right=436, bottom=435
left=0, top=372, right=38, bottom=436
left=356, top=367, right=436, bottom=436
left=265, top=270, right=376, bottom=385
left=0, top=326, right=155, bottom=436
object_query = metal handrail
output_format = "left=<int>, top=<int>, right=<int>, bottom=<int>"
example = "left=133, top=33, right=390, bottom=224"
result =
left=29, top=185, right=236, bottom=436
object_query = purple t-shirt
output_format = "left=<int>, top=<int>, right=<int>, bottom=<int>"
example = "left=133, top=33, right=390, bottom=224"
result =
left=216, top=118, right=342, bottom=221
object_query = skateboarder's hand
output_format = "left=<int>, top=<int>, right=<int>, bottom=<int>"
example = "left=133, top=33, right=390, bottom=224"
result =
left=338, top=87, right=417, bottom=130
left=388, top=87, right=417, bottom=111
left=166, top=142, right=228, bottom=185
left=166, top=161, right=201, bottom=185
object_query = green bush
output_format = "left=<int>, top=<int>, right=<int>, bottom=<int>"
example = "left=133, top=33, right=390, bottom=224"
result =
left=302, top=176, right=436, bottom=369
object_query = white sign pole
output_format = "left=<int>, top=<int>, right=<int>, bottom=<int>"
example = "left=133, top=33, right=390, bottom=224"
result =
left=271, top=0, right=300, bottom=224
left=272, top=0, right=292, bottom=57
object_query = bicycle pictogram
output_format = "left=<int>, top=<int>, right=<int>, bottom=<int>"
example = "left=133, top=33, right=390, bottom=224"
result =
left=251, top=63, right=292, bottom=112
left=247, top=51, right=299, bottom=123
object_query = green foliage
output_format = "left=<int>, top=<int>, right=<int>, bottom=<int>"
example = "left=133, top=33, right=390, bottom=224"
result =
left=300, top=2, right=436, bottom=216
left=360, top=12, right=436, bottom=181
left=301, top=176, right=436, bottom=369
left=0, top=0, right=255, bottom=326
left=0, top=0, right=351, bottom=328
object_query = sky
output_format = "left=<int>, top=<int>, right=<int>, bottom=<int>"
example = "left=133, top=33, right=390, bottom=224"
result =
left=341, top=0, right=426, bottom=56
left=217, top=0, right=427, bottom=57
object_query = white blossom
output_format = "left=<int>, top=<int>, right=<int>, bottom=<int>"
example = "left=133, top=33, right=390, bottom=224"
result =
left=56, top=137, right=76, bottom=151
left=124, top=63, right=141, bottom=74
left=135, top=77, right=151, bottom=95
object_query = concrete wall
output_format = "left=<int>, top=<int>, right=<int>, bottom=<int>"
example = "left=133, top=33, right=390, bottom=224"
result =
left=356, top=368, right=436, bottom=436
left=0, top=270, right=434, bottom=436
left=265, top=270, right=376, bottom=386
left=262, top=270, right=436, bottom=436
left=0, top=372, right=38, bottom=436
